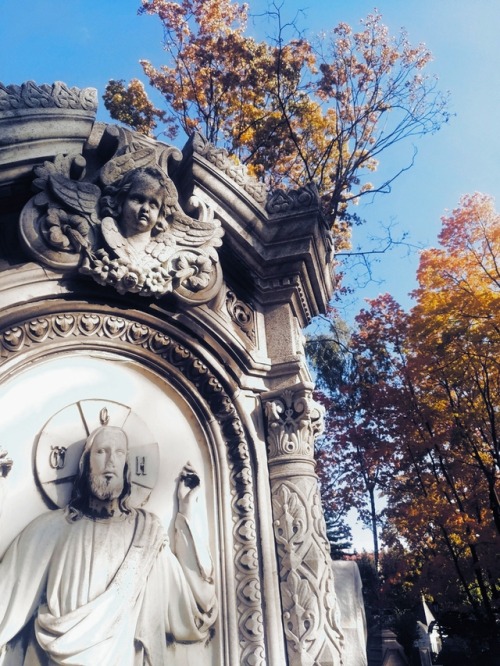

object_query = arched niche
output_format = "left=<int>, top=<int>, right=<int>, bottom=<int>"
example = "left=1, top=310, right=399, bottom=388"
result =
left=0, top=289, right=269, bottom=665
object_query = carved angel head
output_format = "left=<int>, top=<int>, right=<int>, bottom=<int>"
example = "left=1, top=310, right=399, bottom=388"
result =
left=100, top=166, right=172, bottom=237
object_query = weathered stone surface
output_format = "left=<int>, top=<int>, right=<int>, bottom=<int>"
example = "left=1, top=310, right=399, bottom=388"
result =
left=264, top=386, right=344, bottom=666
left=0, top=82, right=98, bottom=197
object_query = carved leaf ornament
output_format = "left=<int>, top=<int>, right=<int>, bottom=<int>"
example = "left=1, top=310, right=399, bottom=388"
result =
left=19, top=132, right=224, bottom=302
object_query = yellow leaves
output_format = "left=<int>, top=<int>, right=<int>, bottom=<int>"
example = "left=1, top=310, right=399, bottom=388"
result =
left=105, top=1, right=448, bottom=260
left=102, top=79, right=166, bottom=137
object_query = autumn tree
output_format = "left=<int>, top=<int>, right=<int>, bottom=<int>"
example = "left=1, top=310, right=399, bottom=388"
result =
left=315, top=193, right=500, bottom=652
left=104, top=0, right=449, bottom=251
left=393, top=194, right=500, bottom=636
left=309, top=319, right=393, bottom=577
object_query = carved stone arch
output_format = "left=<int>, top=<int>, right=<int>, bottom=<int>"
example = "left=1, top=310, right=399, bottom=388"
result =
left=0, top=296, right=269, bottom=666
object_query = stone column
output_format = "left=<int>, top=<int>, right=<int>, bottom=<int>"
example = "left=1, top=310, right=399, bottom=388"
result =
left=264, top=386, right=343, bottom=666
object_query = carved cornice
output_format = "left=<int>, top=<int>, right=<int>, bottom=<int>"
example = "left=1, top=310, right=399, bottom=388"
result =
left=264, top=388, right=324, bottom=462
left=0, top=309, right=266, bottom=666
left=188, top=132, right=268, bottom=204
left=0, top=81, right=97, bottom=112
left=255, top=273, right=313, bottom=324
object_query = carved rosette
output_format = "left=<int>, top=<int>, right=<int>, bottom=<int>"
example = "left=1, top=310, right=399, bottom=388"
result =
left=264, top=388, right=343, bottom=666
left=0, top=310, right=266, bottom=665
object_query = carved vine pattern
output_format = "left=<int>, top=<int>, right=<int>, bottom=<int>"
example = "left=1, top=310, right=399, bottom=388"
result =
left=0, top=311, right=265, bottom=666
left=272, top=479, right=342, bottom=666
left=264, top=390, right=343, bottom=666
left=0, top=81, right=98, bottom=112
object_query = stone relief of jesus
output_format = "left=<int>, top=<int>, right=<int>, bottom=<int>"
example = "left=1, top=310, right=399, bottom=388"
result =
left=0, top=411, right=217, bottom=665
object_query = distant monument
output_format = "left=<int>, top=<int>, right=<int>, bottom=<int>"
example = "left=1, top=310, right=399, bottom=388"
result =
left=0, top=80, right=367, bottom=665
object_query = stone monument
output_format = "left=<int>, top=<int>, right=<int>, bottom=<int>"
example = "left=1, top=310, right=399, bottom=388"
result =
left=0, top=81, right=365, bottom=665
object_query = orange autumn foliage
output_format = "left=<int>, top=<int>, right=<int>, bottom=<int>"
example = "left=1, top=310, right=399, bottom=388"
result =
left=104, top=1, right=448, bottom=250
left=313, top=193, right=499, bottom=628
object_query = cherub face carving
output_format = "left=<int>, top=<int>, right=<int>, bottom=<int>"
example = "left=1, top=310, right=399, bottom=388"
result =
left=119, top=174, right=163, bottom=237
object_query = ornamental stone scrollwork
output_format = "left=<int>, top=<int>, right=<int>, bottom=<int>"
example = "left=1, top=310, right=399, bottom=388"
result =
left=0, top=310, right=266, bottom=665
left=0, top=81, right=98, bottom=112
left=264, top=388, right=343, bottom=666
left=226, top=290, right=256, bottom=344
left=266, top=182, right=320, bottom=215
left=19, top=129, right=224, bottom=303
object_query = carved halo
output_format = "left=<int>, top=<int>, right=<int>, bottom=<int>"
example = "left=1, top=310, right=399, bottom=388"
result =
left=35, top=398, right=159, bottom=509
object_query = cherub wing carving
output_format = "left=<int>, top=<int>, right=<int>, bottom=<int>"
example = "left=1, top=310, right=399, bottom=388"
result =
left=152, top=197, right=224, bottom=263
left=49, top=173, right=101, bottom=216
left=21, top=138, right=224, bottom=302
left=101, top=217, right=128, bottom=254
left=99, top=148, right=156, bottom=187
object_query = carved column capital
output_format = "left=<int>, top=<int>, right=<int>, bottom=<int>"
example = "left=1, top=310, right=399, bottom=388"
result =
left=263, top=387, right=324, bottom=469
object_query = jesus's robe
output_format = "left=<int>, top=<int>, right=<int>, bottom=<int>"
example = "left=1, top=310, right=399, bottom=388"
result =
left=0, top=508, right=217, bottom=665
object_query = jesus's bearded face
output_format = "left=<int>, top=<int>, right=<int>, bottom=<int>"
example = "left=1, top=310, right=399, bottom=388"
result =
left=88, top=429, right=127, bottom=501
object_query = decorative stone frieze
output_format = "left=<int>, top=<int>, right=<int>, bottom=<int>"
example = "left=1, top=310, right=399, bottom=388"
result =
left=266, top=183, right=321, bottom=215
left=0, top=81, right=98, bottom=112
left=264, top=386, right=343, bottom=666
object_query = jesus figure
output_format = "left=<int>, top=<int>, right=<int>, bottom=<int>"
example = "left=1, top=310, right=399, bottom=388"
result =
left=0, top=420, right=217, bottom=665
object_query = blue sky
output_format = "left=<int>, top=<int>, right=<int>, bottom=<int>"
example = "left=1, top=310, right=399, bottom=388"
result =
left=2, top=0, right=499, bottom=548
left=1, top=0, right=499, bottom=322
